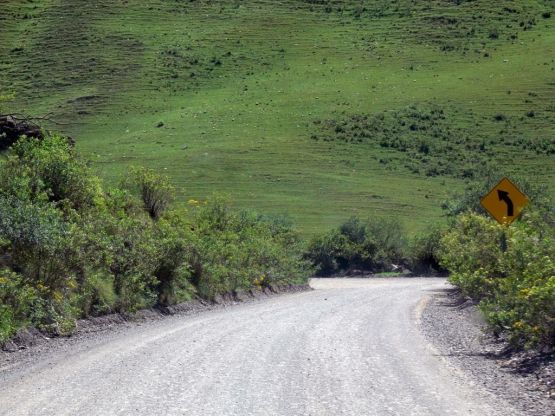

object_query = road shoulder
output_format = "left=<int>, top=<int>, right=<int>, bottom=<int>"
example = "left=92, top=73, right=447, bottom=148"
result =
left=419, top=287, right=554, bottom=416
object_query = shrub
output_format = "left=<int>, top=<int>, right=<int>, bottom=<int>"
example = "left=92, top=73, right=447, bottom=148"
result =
left=0, top=129, right=310, bottom=342
left=439, top=213, right=505, bottom=299
left=305, top=216, right=407, bottom=276
left=189, top=197, right=310, bottom=298
left=0, top=135, right=103, bottom=211
left=481, top=212, right=555, bottom=347
left=409, top=226, right=446, bottom=274
left=77, top=272, right=117, bottom=317
left=366, top=217, right=407, bottom=267
left=127, top=167, right=174, bottom=220
left=305, top=230, right=352, bottom=276
left=0, top=195, right=81, bottom=306
left=439, top=211, right=555, bottom=348
left=153, top=211, right=194, bottom=306
left=0, top=140, right=102, bottom=334
left=488, top=28, right=499, bottom=39
left=104, top=211, right=159, bottom=312
left=0, top=269, right=39, bottom=342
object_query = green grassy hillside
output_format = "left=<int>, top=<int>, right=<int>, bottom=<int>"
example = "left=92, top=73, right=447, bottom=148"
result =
left=1, top=0, right=554, bottom=234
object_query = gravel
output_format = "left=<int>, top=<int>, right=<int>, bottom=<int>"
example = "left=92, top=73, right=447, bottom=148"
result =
left=0, top=278, right=551, bottom=416
left=0, top=284, right=310, bottom=372
left=419, top=286, right=554, bottom=416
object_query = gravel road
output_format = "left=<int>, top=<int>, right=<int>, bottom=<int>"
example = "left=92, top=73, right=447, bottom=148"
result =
left=0, top=278, right=526, bottom=416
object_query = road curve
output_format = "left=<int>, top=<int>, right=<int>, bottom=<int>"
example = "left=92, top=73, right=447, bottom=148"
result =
left=0, top=278, right=521, bottom=416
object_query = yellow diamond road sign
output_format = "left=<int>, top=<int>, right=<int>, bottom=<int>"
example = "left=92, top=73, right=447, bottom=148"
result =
left=480, top=177, right=529, bottom=225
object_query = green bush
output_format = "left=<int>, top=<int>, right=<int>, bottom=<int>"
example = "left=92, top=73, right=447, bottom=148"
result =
left=104, top=212, right=159, bottom=312
left=190, top=197, right=310, bottom=298
left=153, top=211, right=194, bottom=306
left=305, top=230, right=351, bottom=276
left=0, top=269, right=39, bottom=342
left=0, top=135, right=102, bottom=211
left=366, top=217, right=407, bottom=267
left=409, top=225, right=446, bottom=274
left=305, top=216, right=407, bottom=276
left=439, top=211, right=555, bottom=348
left=438, top=213, right=505, bottom=299
left=77, top=272, right=117, bottom=317
left=0, top=195, right=83, bottom=335
left=481, top=213, right=555, bottom=347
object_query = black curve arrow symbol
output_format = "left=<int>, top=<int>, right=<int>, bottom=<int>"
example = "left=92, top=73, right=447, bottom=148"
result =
left=497, top=190, right=514, bottom=216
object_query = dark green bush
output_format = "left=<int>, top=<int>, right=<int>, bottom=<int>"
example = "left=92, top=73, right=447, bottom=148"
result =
left=189, top=197, right=310, bottom=299
left=305, top=216, right=407, bottom=276
left=366, top=217, right=407, bottom=267
left=409, top=226, right=446, bottom=274
left=304, top=230, right=351, bottom=275
left=481, top=214, right=555, bottom=347
left=0, top=135, right=102, bottom=211
left=153, top=211, right=194, bottom=306
left=77, top=272, right=117, bottom=317
left=439, top=213, right=505, bottom=299
left=0, top=195, right=82, bottom=334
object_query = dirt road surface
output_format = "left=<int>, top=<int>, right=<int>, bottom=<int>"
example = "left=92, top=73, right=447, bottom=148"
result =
left=0, top=278, right=525, bottom=415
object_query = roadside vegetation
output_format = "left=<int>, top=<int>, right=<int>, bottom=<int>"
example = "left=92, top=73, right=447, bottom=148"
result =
left=305, top=217, right=408, bottom=276
left=0, top=134, right=310, bottom=343
left=305, top=217, right=446, bottom=277
left=306, top=173, right=554, bottom=350
left=438, top=177, right=555, bottom=349
left=0, top=127, right=552, bottom=353
left=440, top=211, right=554, bottom=349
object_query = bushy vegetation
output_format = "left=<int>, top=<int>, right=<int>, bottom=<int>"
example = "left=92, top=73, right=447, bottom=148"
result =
left=188, top=201, right=309, bottom=298
left=439, top=211, right=555, bottom=349
left=312, top=104, right=555, bottom=179
left=0, top=135, right=310, bottom=343
left=305, top=216, right=409, bottom=275
left=438, top=173, right=554, bottom=349
left=305, top=171, right=553, bottom=351
left=305, top=215, right=447, bottom=276
left=408, top=226, right=447, bottom=275
left=301, top=0, right=546, bottom=53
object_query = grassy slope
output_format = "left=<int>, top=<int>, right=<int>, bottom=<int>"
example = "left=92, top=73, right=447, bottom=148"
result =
left=1, top=0, right=554, bottom=235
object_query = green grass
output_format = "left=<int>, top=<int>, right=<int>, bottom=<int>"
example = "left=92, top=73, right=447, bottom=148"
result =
left=1, top=0, right=554, bottom=235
